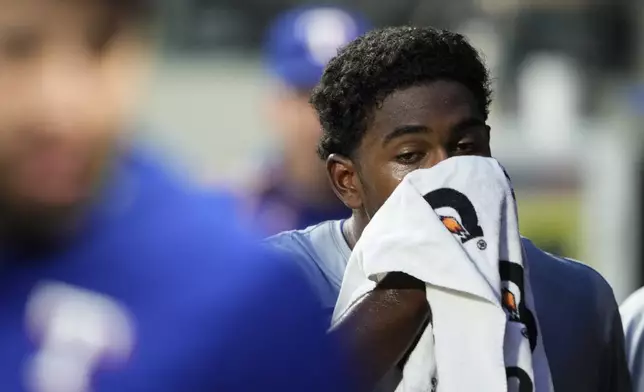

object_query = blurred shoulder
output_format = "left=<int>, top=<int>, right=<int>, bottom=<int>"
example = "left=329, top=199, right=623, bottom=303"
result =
left=120, top=149, right=269, bottom=275
left=129, top=149, right=248, bottom=226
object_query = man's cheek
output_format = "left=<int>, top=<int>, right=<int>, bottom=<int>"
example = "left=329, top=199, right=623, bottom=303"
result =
left=368, top=183, right=395, bottom=214
left=389, top=164, right=416, bottom=183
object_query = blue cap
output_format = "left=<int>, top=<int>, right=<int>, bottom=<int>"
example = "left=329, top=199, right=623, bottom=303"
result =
left=264, top=6, right=371, bottom=90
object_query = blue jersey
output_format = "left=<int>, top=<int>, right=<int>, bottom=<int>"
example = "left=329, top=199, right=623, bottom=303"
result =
left=0, top=151, right=351, bottom=391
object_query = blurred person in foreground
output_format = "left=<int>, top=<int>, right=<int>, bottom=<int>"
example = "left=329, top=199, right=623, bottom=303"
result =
left=246, top=6, right=370, bottom=235
left=0, top=1, right=352, bottom=391
left=267, top=26, right=630, bottom=391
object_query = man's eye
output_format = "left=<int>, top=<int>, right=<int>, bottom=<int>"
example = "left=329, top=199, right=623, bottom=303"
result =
left=455, top=141, right=476, bottom=154
left=395, top=152, right=424, bottom=164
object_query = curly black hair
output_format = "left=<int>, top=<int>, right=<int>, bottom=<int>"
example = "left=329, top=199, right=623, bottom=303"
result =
left=311, top=26, right=492, bottom=160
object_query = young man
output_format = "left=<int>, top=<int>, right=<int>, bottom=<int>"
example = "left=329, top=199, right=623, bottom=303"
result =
left=0, top=1, right=351, bottom=391
left=245, top=6, right=370, bottom=235
left=267, top=26, right=631, bottom=391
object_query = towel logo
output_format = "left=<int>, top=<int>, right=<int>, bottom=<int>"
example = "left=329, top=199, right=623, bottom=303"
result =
left=499, top=261, right=538, bottom=351
left=500, top=262, right=539, bottom=392
left=502, top=288, right=520, bottom=321
left=423, top=188, right=485, bottom=247
left=439, top=216, right=470, bottom=240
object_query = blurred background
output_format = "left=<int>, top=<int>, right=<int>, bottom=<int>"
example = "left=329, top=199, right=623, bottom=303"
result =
left=134, top=0, right=644, bottom=302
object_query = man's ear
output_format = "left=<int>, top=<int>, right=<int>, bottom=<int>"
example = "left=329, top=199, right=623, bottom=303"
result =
left=326, top=154, right=363, bottom=210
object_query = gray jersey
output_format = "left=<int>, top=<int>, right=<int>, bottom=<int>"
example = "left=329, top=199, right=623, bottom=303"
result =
left=267, top=219, right=631, bottom=392
left=621, top=288, right=644, bottom=391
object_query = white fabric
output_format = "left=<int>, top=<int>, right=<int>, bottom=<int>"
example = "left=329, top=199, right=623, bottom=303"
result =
left=332, top=156, right=554, bottom=392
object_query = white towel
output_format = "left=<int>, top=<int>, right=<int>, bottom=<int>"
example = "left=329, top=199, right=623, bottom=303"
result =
left=332, top=156, right=554, bottom=392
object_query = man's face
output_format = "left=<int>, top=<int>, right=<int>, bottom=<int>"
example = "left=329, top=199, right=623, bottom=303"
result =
left=329, top=80, right=491, bottom=218
left=0, top=2, right=147, bottom=227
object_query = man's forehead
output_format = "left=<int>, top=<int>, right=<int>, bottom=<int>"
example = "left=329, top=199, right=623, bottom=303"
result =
left=370, top=82, right=480, bottom=131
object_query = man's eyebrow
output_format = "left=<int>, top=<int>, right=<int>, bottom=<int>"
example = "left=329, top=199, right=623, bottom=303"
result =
left=382, top=125, right=429, bottom=146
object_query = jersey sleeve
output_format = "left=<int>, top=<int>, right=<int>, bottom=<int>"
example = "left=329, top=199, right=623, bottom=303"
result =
left=581, top=266, right=632, bottom=392
left=553, top=253, right=633, bottom=392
